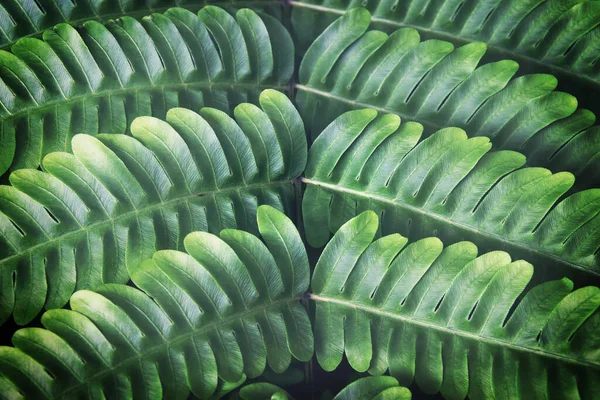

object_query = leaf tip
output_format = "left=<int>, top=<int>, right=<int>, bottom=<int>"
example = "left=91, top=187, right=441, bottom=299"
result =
left=559, top=277, right=575, bottom=292
left=260, top=88, right=286, bottom=103
left=345, top=7, right=372, bottom=26
left=354, top=209, right=379, bottom=230
left=257, top=204, right=282, bottom=220
left=71, top=133, right=101, bottom=155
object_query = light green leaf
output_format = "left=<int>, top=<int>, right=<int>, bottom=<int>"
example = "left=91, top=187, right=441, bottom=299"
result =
left=296, top=9, right=600, bottom=189
left=0, top=206, right=312, bottom=399
left=292, top=2, right=600, bottom=117
left=302, top=108, right=600, bottom=285
left=0, top=6, right=293, bottom=176
left=309, top=212, right=600, bottom=399
left=0, top=90, right=306, bottom=326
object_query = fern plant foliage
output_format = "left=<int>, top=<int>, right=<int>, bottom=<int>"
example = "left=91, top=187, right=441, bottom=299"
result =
left=0, top=5, right=293, bottom=176
left=238, top=376, right=411, bottom=399
left=1, top=208, right=599, bottom=399
left=0, top=89, right=306, bottom=326
left=0, top=0, right=283, bottom=51
left=296, top=9, right=600, bottom=189
left=296, top=8, right=600, bottom=187
left=302, top=108, right=600, bottom=285
left=0, top=205, right=313, bottom=399
left=291, top=0, right=600, bottom=113
left=308, top=211, right=600, bottom=400
left=2, top=1, right=600, bottom=399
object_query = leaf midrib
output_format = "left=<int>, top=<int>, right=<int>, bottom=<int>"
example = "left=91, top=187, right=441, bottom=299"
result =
left=1, top=82, right=287, bottom=120
left=58, top=296, right=301, bottom=398
left=308, top=293, right=599, bottom=369
left=300, top=177, right=600, bottom=278
left=289, top=1, right=600, bottom=90
left=295, top=84, right=442, bottom=131
left=0, top=180, right=293, bottom=269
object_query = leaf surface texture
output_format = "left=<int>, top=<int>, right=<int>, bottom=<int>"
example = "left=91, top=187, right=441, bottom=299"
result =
left=0, top=206, right=312, bottom=399
left=309, top=211, right=600, bottom=399
left=0, top=6, right=294, bottom=176
left=296, top=9, right=600, bottom=188
left=0, top=89, right=306, bottom=325
left=302, top=108, right=600, bottom=284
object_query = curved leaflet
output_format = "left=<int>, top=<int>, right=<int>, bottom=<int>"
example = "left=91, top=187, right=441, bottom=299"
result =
left=296, top=9, right=600, bottom=188
left=0, top=206, right=312, bottom=399
left=0, top=6, right=294, bottom=176
left=0, top=89, right=307, bottom=326
left=302, top=108, right=600, bottom=285
left=309, top=211, right=600, bottom=399
left=0, top=1, right=283, bottom=50
left=292, top=1, right=600, bottom=114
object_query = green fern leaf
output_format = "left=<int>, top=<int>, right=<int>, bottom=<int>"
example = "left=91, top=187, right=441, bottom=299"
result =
left=239, top=376, right=410, bottom=399
left=309, top=210, right=600, bottom=399
left=0, top=89, right=306, bottom=326
left=291, top=1, right=600, bottom=114
left=0, top=5, right=293, bottom=176
left=296, top=8, right=600, bottom=188
left=302, top=108, right=600, bottom=285
left=0, top=205, right=312, bottom=399
left=0, top=0, right=283, bottom=50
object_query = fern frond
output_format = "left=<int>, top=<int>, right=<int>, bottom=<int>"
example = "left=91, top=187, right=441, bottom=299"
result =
left=302, top=108, right=600, bottom=285
left=0, top=205, right=312, bottom=399
left=0, top=5, right=293, bottom=176
left=0, top=89, right=306, bottom=326
left=291, top=1, right=600, bottom=114
left=309, top=211, right=600, bottom=399
left=239, top=376, right=410, bottom=399
left=296, top=9, right=600, bottom=188
left=0, top=0, right=283, bottom=50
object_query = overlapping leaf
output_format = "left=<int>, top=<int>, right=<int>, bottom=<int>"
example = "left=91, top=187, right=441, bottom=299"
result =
left=296, top=9, right=600, bottom=188
left=0, top=0, right=283, bottom=50
left=0, top=205, right=313, bottom=399
left=302, top=108, right=600, bottom=285
left=0, top=5, right=294, bottom=176
left=309, top=211, right=600, bottom=399
left=0, top=89, right=307, bottom=326
left=291, top=1, right=600, bottom=113
left=239, top=376, right=410, bottom=399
